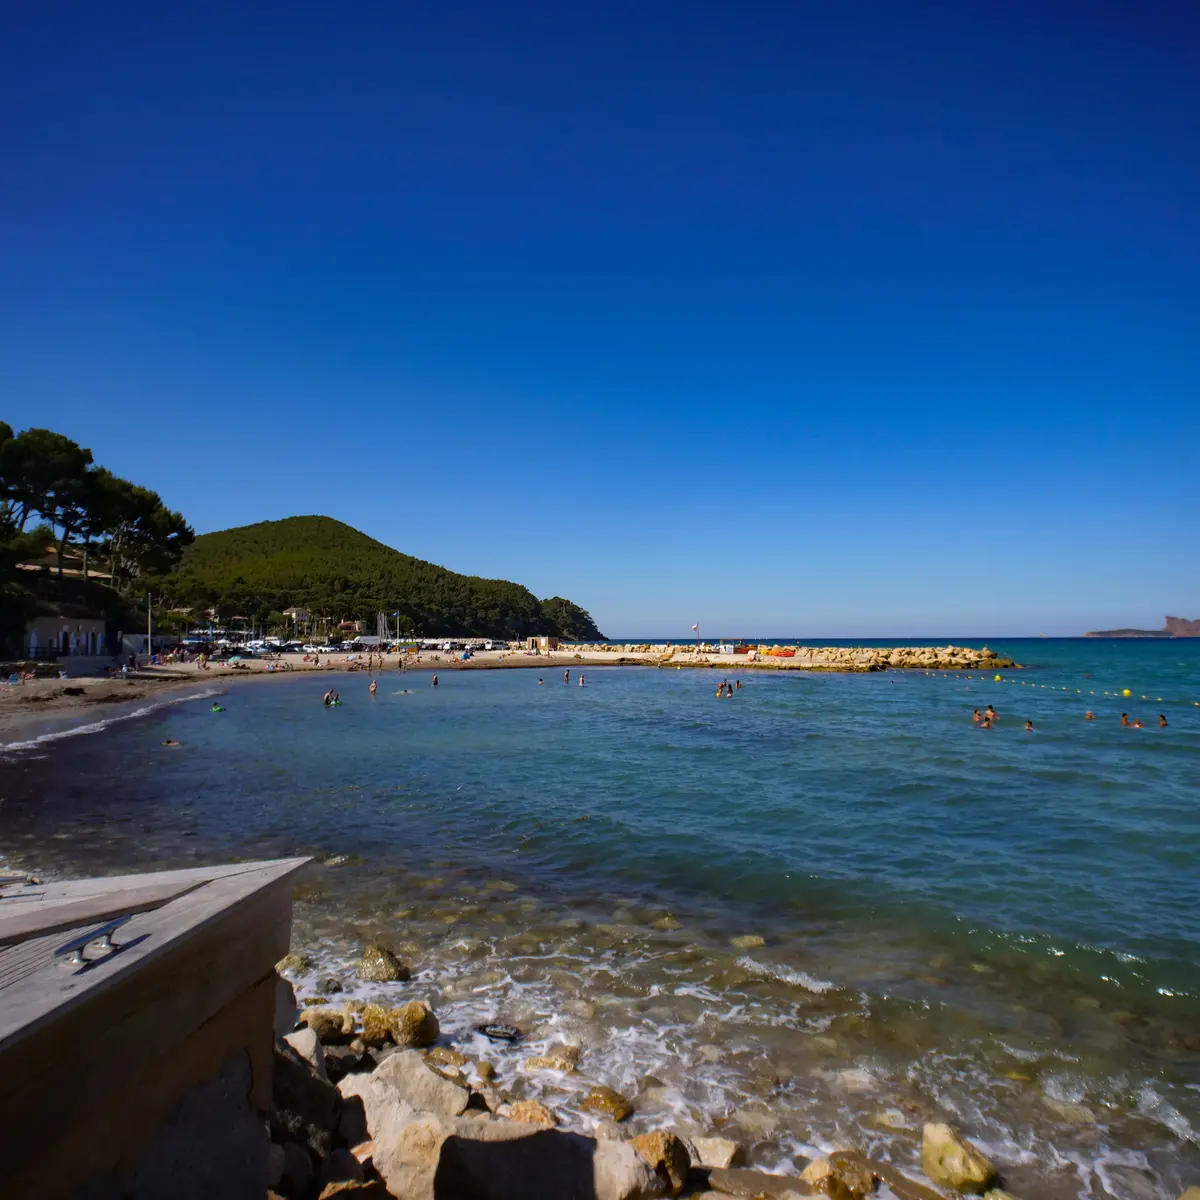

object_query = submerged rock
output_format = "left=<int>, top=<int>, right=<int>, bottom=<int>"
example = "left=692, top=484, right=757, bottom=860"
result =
left=729, top=935, right=766, bottom=949
left=582, top=1085, right=634, bottom=1122
left=920, top=1123, right=996, bottom=1194
left=356, top=943, right=411, bottom=983
left=707, top=1166, right=807, bottom=1195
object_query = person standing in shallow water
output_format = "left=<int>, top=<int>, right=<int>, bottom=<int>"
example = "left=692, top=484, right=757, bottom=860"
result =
left=432, top=674, right=438, bottom=688
left=369, top=679, right=377, bottom=697
left=563, top=670, right=570, bottom=684
left=1121, top=712, right=1130, bottom=726
left=1159, top=714, right=1168, bottom=727
left=973, top=709, right=981, bottom=722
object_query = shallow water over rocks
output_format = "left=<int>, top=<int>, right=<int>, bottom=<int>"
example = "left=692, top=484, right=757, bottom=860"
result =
left=1, top=639, right=1198, bottom=1197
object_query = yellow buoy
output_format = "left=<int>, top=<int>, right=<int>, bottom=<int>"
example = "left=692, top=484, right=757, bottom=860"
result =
left=994, top=674, right=1001, bottom=681
left=1122, top=688, right=1131, bottom=697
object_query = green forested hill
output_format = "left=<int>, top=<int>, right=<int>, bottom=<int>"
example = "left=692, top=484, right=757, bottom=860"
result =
left=159, top=516, right=603, bottom=640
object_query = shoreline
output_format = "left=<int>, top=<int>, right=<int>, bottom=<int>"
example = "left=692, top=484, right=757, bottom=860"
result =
left=0, top=644, right=1018, bottom=746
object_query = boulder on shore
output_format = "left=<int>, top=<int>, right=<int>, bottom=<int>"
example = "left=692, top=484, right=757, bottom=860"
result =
left=631, top=1130, right=691, bottom=1196
left=373, top=1111, right=664, bottom=1200
left=921, top=1123, right=996, bottom=1194
left=390, top=1000, right=440, bottom=1047
left=686, top=1136, right=742, bottom=1169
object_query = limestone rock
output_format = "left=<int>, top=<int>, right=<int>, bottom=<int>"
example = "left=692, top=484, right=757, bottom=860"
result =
left=284, top=1026, right=328, bottom=1081
left=426, top=1045, right=472, bottom=1069
left=320, top=1147, right=365, bottom=1185
left=373, top=1049, right=471, bottom=1117
left=583, top=1085, right=634, bottom=1121
left=1041, top=1096, right=1097, bottom=1124
left=275, top=974, right=299, bottom=1037
left=301, top=1007, right=353, bottom=1044
left=708, top=1167, right=808, bottom=1195
left=356, top=943, right=411, bottom=982
left=476, top=1061, right=496, bottom=1082
left=729, top=935, right=766, bottom=949
left=688, top=1136, right=742, bottom=1169
left=827, top=1150, right=877, bottom=1196
left=508, top=1099, right=558, bottom=1128
left=266, top=1142, right=285, bottom=1189
left=358, top=1003, right=391, bottom=1046
left=1179, top=1191, right=1200, bottom=1200
left=631, top=1130, right=691, bottom=1195
left=390, top=1000, right=440, bottom=1047
left=318, top=1183, right=389, bottom=1199
left=373, top=1111, right=663, bottom=1200
left=280, top=1142, right=314, bottom=1197
left=277, top=952, right=312, bottom=973
left=524, top=1054, right=578, bottom=1074
left=921, top=1123, right=996, bottom=1194
left=272, top=1041, right=340, bottom=1158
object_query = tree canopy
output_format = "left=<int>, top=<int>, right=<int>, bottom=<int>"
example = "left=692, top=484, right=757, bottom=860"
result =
left=0, top=424, right=195, bottom=648
left=159, top=516, right=604, bottom=640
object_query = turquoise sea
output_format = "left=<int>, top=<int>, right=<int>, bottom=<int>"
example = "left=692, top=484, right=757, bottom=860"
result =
left=2, top=638, right=1198, bottom=1197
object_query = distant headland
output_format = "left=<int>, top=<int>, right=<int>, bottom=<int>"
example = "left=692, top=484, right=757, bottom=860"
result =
left=1085, top=616, right=1199, bottom=638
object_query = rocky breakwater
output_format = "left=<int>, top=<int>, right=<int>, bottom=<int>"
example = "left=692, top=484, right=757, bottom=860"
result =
left=269, top=972, right=1081, bottom=1200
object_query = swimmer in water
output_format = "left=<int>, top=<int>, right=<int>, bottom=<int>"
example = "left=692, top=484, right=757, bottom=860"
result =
left=1085, top=710, right=1095, bottom=720
left=1121, top=712, right=1130, bottom=726
left=579, top=674, right=585, bottom=686
left=735, top=680, right=742, bottom=689
left=563, top=670, right=570, bottom=684
left=1159, top=713, right=1168, bottom=727
left=972, top=709, right=981, bottom=723
left=1133, top=718, right=1143, bottom=728
left=538, top=678, right=543, bottom=685
left=161, top=739, right=181, bottom=747
left=432, top=674, right=438, bottom=687
left=725, top=682, right=733, bottom=696
left=981, top=717, right=992, bottom=729
left=984, top=705, right=996, bottom=721
left=369, top=679, right=377, bottom=697
left=1024, top=720, right=1034, bottom=731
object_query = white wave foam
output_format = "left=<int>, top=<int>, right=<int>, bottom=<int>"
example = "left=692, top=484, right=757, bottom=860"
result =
left=0, top=688, right=223, bottom=754
left=736, top=955, right=838, bottom=992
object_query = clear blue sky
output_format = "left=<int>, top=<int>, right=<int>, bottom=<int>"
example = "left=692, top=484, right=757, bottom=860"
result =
left=3, top=1, right=1197, bottom=636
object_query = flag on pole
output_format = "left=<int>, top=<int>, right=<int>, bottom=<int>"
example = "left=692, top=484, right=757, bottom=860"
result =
left=691, top=624, right=699, bottom=632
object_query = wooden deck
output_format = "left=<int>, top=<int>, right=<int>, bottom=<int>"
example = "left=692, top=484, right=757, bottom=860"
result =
left=0, top=857, right=310, bottom=1198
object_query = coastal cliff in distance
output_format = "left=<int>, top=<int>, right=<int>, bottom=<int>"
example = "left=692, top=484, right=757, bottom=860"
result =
left=1165, top=615, right=1200, bottom=636
left=1085, top=616, right=1199, bottom=637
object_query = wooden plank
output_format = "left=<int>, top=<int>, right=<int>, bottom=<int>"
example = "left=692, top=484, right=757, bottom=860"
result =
left=0, top=856, right=309, bottom=1048
left=0, top=879, right=209, bottom=948
left=0, top=858, right=301, bottom=906
left=0, top=858, right=309, bottom=1171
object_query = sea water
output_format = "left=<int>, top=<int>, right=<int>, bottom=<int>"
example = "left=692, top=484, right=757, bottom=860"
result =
left=1, top=638, right=1198, bottom=1197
